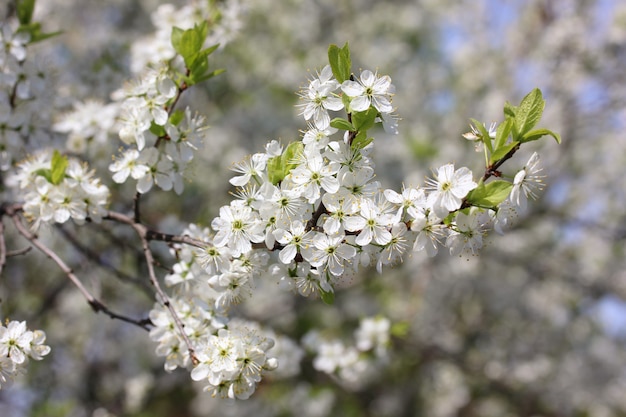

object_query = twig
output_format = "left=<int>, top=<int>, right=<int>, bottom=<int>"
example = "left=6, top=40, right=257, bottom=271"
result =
left=8, top=209, right=152, bottom=331
left=55, top=224, right=153, bottom=297
left=105, top=209, right=200, bottom=364
left=105, top=210, right=208, bottom=248
left=0, top=219, right=5, bottom=276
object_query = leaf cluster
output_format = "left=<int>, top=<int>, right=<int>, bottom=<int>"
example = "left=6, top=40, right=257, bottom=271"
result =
left=171, top=22, right=224, bottom=87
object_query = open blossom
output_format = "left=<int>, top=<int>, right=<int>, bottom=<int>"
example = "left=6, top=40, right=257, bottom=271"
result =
left=343, top=198, right=395, bottom=246
left=273, top=220, right=314, bottom=264
left=426, top=163, right=477, bottom=218
left=341, top=69, right=394, bottom=113
left=110, top=149, right=149, bottom=184
left=297, top=65, right=344, bottom=130
left=308, top=233, right=357, bottom=277
left=211, top=202, right=265, bottom=257
left=510, top=152, right=544, bottom=210
left=446, top=209, right=486, bottom=256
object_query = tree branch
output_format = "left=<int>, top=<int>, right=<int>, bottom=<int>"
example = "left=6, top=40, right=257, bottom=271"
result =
left=8, top=208, right=152, bottom=331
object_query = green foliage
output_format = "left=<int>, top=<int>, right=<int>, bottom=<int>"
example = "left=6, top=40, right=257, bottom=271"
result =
left=16, top=0, right=36, bottom=25
left=330, top=117, right=355, bottom=132
left=352, top=107, right=378, bottom=132
left=169, top=110, right=185, bottom=126
left=504, top=88, right=561, bottom=144
left=328, top=42, right=351, bottom=83
left=466, top=180, right=514, bottom=208
left=488, top=88, right=560, bottom=165
left=171, top=23, right=224, bottom=86
left=350, top=131, right=373, bottom=151
left=34, top=150, right=68, bottom=185
left=16, top=0, right=62, bottom=43
left=267, top=141, right=303, bottom=185
left=320, top=273, right=335, bottom=305
left=489, top=140, right=519, bottom=164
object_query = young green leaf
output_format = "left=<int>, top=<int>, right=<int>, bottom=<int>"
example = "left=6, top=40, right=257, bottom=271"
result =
left=327, top=42, right=351, bottom=83
left=320, top=288, right=335, bottom=305
left=351, top=131, right=373, bottom=151
left=494, top=118, right=513, bottom=150
left=16, top=0, right=36, bottom=25
left=489, top=140, right=519, bottom=165
left=465, top=180, right=513, bottom=208
left=352, top=107, right=378, bottom=132
left=514, top=88, right=545, bottom=137
left=521, top=128, right=561, bottom=144
left=330, top=117, right=355, bottom=132
left=50, top=150, right=68, bottom=185
left=266, top=155, right=284, bottom=185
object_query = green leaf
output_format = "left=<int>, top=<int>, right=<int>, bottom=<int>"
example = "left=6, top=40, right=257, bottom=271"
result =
left=194, top=68, right=225, bottom=84
left=266, top=155, right=283, bottom=185
left=521, top=128, right=561, bottom=144
left=34, top=168, right=52, bottom=183
left=17, top=22, right=62, bottom=44
left=390, top=321, right=409, bottom=338
left=330, top=117, right=355, bottom=132
left=168, top=110, right=185, bottom=126
left=351, top=131, right=373, bottom=151
left=281, top=141, right=303, bottom=170
left=514, top=88, right=545, bottom=137
left=149, top=122, right=167, bottom=137
left=171, top=27, right=185, bottom=56
left=493, top=118, right=513, bottom=150
left=320, top=288, right=335, bottom=305
left=489, top=140, right=519, bottom=165
left=327, top=42, right=351, bottom=83
left=352, top=107, right=378, bottom=132
left=267, top=141, right=304, bottom=185
left=171, top=23, right=209, bottom=68
left=50, top=150, right=68, bottom=185
left=469, top=118, right=493, bottom=153
left=465, top=180, right=513, bottom=208
left=16, top=0, right=36, bottom=25
left=503, top=101, right=517, bottom=119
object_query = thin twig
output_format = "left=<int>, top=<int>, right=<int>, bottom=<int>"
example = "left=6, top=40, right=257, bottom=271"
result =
left=105, top=210, right=208, bottom=248
left=8, top=209, right=152, bottom=331
left=55, top=224, right=153, bottom=297
left=105, top=209, right=200, bottom=364
left=0, top=219, right=6, bottom=276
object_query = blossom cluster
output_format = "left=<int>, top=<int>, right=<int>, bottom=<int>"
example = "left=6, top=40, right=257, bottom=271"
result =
left=109, top=67, right=208, bottom=195
left=304, top=316, right=390, bottom=389
left=194, top=65, right=545, bottom=313
left=136, top=65, right=547, bottom=400
left=0, top=320, right=51, bottom=389
left=149, top=225, right=300, bottom=399
left=8, top=150, right=110, bottom=228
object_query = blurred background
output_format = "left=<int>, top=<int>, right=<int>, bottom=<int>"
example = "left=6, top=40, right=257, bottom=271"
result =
left=1, top=0, right=626, bottom=416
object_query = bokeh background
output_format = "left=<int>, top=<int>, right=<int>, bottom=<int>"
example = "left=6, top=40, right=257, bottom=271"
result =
left=2, top=0, right=626, bottom=416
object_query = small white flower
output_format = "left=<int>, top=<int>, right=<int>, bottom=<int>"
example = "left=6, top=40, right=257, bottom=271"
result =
left=426, top=164, right=477, bottom=218
left=341, top=70, right=394, bottom=113
left=510, top=152, right=544, bottom=210
left=297, top=65, right=344, bottom=130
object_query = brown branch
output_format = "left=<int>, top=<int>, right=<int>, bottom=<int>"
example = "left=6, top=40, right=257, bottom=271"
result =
left=104, top=210, right=208, bottom=249
left=8, top=209, right=152, bottom=331
left=55, top=224, right=153, bottom=297
left=105, top=209, right=200, bottom=364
